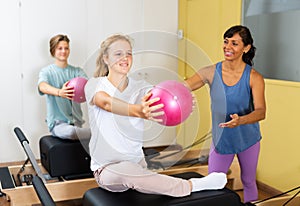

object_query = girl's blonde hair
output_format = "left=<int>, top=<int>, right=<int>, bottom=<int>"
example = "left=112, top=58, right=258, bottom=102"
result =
left=94, top=34, right=133, bottom=77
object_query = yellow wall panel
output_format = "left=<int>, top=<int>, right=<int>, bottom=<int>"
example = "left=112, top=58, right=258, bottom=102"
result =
left=258, top=80, right=300, bottom=191
left=178, top=0, right=241, bottom=148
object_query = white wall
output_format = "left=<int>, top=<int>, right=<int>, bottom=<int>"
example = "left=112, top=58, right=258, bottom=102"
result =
left=0, top=0, right=178, bottom=163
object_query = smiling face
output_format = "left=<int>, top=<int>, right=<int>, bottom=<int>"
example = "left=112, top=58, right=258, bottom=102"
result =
left=223, top=33, right=250, bottom=62
left=54, top=40, right=70, bottom=63
left=104, top=39, right=133, bottom=76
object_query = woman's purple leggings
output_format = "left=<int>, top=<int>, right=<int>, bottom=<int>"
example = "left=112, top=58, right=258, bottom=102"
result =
left=208, top=141, right=260, bottom=203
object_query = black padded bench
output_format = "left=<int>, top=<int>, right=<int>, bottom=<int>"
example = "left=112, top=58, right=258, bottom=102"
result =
left=82, top=172, right=243, bottom=206
left=39, top=135, right=92, bottom=179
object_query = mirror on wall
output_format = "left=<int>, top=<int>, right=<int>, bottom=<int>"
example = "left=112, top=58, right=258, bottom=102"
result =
left=243, top=0, right=300, bottom=82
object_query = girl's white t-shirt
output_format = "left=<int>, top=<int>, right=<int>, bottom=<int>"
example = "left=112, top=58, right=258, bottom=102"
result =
left=85, top=76, right=152, bottom=171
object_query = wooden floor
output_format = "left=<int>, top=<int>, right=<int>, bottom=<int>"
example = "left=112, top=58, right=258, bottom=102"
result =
left=0, top=197, right=83, bottom=206
left=236, top=188, right=273, bottom=203
left=0, top=157, right=278, bottom=206
left=0, top=184, right=275, bottom=206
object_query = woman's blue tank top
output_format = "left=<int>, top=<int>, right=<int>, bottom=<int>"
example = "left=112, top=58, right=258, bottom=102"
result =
left=210, top=62, right=261, bottom=154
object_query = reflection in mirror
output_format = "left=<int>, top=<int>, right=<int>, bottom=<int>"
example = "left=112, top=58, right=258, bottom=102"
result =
left=243, top=0, right=300, bottom=82
left=245, top=0, right=300, bottom=16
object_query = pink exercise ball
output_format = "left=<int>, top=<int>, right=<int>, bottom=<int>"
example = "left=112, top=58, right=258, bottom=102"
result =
left=150, top=80, right=193, bottom=126
left=67, top=77, right=88, bottom=103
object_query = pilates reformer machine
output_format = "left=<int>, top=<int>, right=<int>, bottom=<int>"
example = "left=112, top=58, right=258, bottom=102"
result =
left=0, top=127, right=253, bottom=206
left=0, top=127, right=97, bottom=205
